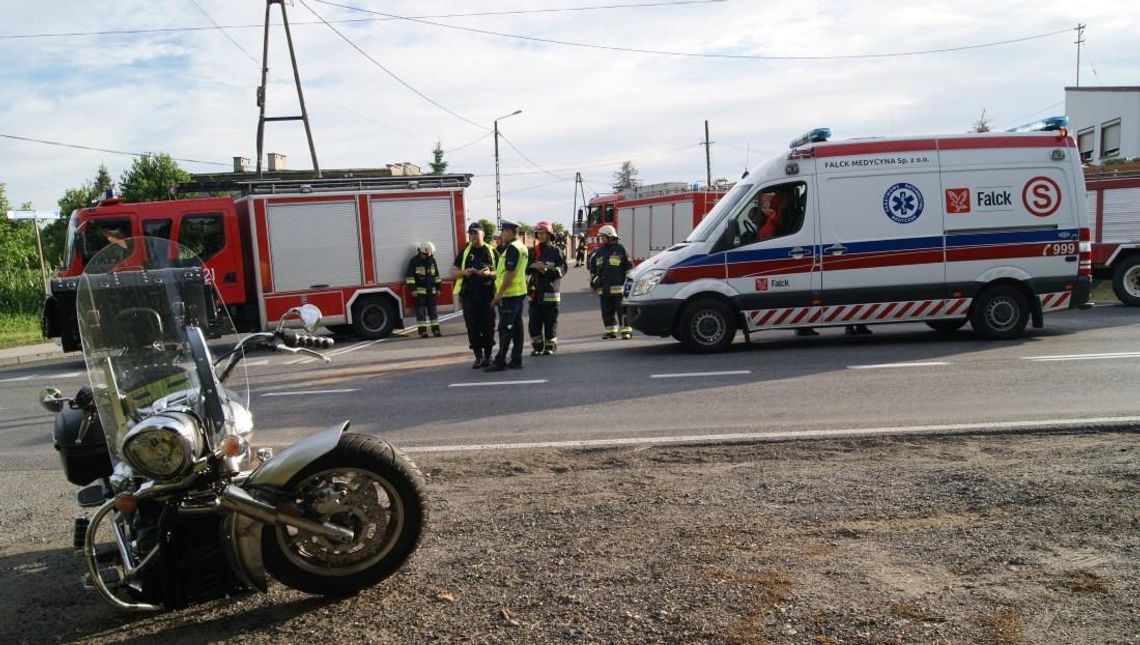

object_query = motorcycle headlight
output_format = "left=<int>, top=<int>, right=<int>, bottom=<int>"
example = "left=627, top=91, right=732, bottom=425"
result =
left=630, top=269, right=666, bottom=297
left=121, top=412, right=204, bottom=480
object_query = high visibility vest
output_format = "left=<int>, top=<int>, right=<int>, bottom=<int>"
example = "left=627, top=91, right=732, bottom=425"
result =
left=455, top=243, right=496, bottom=296
left=494, top=239, right=529, bottom=297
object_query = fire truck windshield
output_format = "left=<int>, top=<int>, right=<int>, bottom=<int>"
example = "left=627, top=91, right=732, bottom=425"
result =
left=684, top=183, right=751, bottom=243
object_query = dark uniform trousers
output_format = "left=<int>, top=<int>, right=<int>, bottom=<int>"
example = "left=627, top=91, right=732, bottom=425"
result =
left=494, top=295, right=526, bottom=366
left=463, top=292, right=496, bottom=356
left=528, top=303, right=558, bottom=352
left=600, top=295, right=625, bottom=332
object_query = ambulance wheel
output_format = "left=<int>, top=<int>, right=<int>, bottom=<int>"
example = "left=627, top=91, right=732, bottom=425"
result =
left=677, top=299, right=736, bottom=353
left=926, top=319, right=967, bottom=333
left=352, top=297, right=397, bottom=340
left=970, top=286, right=1029, bottom=340
left=1111, top=255, right=1140, bottom=306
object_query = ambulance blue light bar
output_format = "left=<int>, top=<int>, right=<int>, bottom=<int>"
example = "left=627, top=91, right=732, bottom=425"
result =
left=789, top=128, right=832, bottom=149
left=1007, top=116, right=1069, bottom=133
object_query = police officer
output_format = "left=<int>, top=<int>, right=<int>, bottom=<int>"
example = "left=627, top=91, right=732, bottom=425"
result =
left=589, top=224, right=632, bottom=339
left=405, top=241, right=443, bottom=337
left=526, top=221, right=567, bottom=355
left=486, top=220, right=529, bottom=371
left=452, top=222, right=497, bottom=368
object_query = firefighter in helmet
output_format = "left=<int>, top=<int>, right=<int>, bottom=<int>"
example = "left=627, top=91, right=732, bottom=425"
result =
left=588, top=224, right=632, bottom=339
left=526, top=220, right=568, bottom=355
left=405, top=241, right=443, bottom=338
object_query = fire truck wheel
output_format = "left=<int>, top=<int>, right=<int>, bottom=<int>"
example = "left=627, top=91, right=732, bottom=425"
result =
left=1111, top=255, right=1140, bottom=306
left=925, top=319, right=967, bottom=333
left=969, top=286, right=1029, bottom=340
left=677, top=299, right=736, bottom=353
left=352, top=297, right=397, bottom=340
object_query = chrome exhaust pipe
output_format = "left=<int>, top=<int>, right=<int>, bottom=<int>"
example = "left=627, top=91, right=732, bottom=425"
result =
left=218, top=485, right=354, bottom=543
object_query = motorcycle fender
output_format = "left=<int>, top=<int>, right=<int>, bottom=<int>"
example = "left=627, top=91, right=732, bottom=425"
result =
left=222, top=513, right=268, bottom=592
left=246, top=421, right=348, bottom=488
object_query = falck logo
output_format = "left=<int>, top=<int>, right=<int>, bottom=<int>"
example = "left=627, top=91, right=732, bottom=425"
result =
left=883, top=183, right=924, bottom=223
left=945, top=188, right=971, bottom=214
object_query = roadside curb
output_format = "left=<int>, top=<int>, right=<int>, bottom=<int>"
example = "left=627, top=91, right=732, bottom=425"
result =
left=0, top=349, right=80, bottom=369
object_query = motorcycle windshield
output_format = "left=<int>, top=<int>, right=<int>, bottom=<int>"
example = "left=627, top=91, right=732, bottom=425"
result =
left=76, top=236, right=245, bottom=457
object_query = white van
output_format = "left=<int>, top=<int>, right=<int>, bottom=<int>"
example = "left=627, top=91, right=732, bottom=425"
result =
left=623, top=127, right=1092, bottom=352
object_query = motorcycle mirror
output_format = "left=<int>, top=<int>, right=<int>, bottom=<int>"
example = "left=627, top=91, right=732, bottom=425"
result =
left=39, top=387, right=67, bottom=413
left=298, top=304, right=322, bottom=333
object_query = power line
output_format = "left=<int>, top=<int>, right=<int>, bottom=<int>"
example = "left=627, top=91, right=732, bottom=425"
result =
left=444, top=132, right=494, bottom=154
left=315, top=3, right=1073, bottom=61
left=0, top=133, right=231, bottom=166
left=187, top=0, right=260, bottom=65
left=298, top=0, right=488, bottom=131
left=497, top=133, right=573, bottom=181
left=995, top=100, right=1066, bottom=131
left=0, top=1, right=722, bottom=40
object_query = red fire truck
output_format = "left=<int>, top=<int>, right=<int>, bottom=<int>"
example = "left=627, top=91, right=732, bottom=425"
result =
left=584, top=182, right=729, bottom=264
left=1085, top=169, right=1140, bottom=305
left=42, top=174, right=471, bottom=351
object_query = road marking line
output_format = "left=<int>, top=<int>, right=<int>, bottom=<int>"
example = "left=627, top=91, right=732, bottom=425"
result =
left=0, top=376, right=33, bottom=383
left=288, top=311, right=468, bottom=365
left=848, top=361, right=950, bottom=370
left=49, top=371, right=84, bottom=379
left=261, top=388, right=360, bottom=397
left=401, top=415, right=1140, bottom=453
left=1024, top=351, right=1140, bottom=362
left=649, top=370, right=751, bottom=379
left=449, top=379, right=549, bottom=388
left=243, top=359, right=270, bottom=367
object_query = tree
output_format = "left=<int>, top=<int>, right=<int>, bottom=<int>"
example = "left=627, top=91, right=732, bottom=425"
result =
left=477, top=218, right=496, bottom=240
left=119, top=153, right=191, bottom=203
left=972, top=109, right=992, bottom=133
left=429, top=141, right=448, bottom=174
left=0, top=183, right=45, bottom=313
left=612, top=161, right=640, bottom=192
left=57, top=164, right=113, bottom=217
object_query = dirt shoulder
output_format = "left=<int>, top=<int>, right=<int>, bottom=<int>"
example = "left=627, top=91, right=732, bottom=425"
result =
left=3, top=431, right=1138, bottom=644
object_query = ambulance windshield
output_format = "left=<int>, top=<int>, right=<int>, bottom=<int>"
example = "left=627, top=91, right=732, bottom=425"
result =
left=684, top=183, right=751, bottom=243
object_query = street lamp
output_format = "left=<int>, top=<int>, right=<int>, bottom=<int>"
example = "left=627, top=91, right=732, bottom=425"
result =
left=494, top=109, right=522, bottom=231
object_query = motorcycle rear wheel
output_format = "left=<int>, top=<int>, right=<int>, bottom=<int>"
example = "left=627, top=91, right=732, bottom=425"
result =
left=261, top=433, right=427, bottom=596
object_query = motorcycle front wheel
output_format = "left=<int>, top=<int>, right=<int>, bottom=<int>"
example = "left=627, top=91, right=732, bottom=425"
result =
left=261, top=433, right=428, bottom=596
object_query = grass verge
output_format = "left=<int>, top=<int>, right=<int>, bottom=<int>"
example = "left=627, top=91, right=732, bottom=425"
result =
left=0, top=313, right=44, bottom=350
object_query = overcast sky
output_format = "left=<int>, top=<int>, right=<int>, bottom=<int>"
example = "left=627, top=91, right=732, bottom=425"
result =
left=1, top=1, right=1137, bottom=227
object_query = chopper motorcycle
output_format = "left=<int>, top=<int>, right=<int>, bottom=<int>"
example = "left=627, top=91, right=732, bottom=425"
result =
left=40, top=237, right=427, bottom=611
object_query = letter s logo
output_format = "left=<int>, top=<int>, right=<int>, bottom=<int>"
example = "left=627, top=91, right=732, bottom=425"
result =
left=1022, top=177, right=1061, bottom=217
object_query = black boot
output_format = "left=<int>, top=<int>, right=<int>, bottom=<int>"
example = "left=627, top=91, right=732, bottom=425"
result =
left=471, top=349, right=483, bottom=369
left=480, top=347, right=493, bottom=368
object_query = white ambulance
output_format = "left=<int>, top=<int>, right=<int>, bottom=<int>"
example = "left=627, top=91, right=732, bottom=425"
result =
left=623, top=125, right=1092, bottom=352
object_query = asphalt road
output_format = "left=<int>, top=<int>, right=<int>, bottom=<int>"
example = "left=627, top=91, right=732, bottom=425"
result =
left=3, top=268, right=1139, bottom=472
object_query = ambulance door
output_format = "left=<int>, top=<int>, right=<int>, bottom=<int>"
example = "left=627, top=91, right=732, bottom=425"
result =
left=818, top=158, right=945, bottom=324
left=724, top=180, right=820, bottom=331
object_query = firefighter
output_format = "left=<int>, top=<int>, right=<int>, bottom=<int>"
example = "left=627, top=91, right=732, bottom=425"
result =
left=526, top=221, right=568, bottom=355
left=405, top=241, right=443, bottom=338
left=487, top=220, right=529, bottom=371
left=452, top=222, right=498, bottom=368
left=589, top=224, right=632, bottom=339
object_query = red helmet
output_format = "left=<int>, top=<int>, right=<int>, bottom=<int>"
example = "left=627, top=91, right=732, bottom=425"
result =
left=534, top=221, right=553, bottom=234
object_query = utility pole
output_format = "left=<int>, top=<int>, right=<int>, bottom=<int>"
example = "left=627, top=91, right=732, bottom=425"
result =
left=700, top=120, right=714, bottom=189
left=493, top=109, right=522, bottom=231
left=571, top=172, right=588, bottom=236
left=256, top=0, right=320, bottom=177
left=1074, top=23, right=1086, bottom=87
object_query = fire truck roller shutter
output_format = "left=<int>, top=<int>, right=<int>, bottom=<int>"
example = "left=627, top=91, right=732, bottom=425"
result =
left=1102, top=188, right=1140, bottom=243
left=672, top=200, right=695, bottom=246
left=632, top=205, right=651, bottom=262
left=266, top=201, right=362, bottom=292
left=649, top=203, right=673, bottom=255
left=371, top=197, right=456, bottom=310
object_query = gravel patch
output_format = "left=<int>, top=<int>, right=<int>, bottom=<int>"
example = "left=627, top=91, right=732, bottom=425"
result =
left=1, top=431, right=1137, bottom=644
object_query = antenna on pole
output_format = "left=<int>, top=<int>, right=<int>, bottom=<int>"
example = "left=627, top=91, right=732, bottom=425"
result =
left=1074, top=23, right=1086, bottom=87
left=256, top=0, right=321, bottom=178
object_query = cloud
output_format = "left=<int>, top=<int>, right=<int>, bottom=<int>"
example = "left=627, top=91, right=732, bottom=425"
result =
left=1, top=0, right=1137, bottom=225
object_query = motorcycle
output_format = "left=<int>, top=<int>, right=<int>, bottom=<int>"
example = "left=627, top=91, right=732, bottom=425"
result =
left=40, top=236, right=427, bottom=611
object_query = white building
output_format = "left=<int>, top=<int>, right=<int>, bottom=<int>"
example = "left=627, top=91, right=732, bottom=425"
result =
left=1065, top=86, right=1140, bottom=164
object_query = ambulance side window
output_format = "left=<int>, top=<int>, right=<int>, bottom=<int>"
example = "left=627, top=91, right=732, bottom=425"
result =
left=734, top=182, right=807, bottom=247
